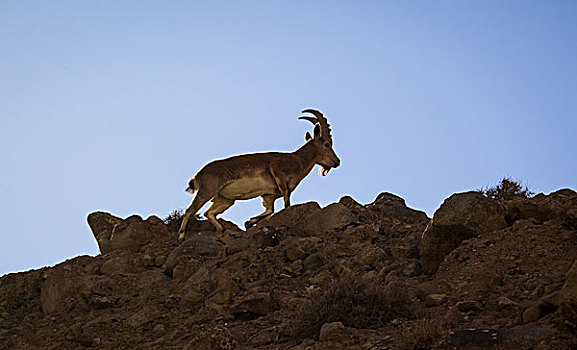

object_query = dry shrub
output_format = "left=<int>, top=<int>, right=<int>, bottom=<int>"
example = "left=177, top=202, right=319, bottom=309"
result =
left=481, top=177, right=533, bottom=201
left=164, top=209, right=184, bottom=232
left=164, top=210, right=207, bottom=233
left=290, top=276, right=415, bottom=340
left=399, top=319, right=446, bottom=350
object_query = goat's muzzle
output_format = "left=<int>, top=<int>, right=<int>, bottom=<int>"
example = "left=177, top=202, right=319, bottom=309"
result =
left=319, top=161, right=339, bottom=176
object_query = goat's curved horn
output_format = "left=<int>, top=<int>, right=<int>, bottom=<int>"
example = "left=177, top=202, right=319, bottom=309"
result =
left=301, top=109, right=324, bottom=119
left=300, top=108, right=332, bottom=139
left=298, top=116, right=318, bottom=124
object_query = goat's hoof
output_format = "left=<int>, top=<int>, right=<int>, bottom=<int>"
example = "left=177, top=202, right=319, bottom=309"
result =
left=244, top=220, right=255, bottom=230
left=178, top=231, right=186, bottom=242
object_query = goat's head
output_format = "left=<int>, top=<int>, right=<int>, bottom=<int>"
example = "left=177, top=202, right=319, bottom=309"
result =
left=300, top=109, right=341, bottom=176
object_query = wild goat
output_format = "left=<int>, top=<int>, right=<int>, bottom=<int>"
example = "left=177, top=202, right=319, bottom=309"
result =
left=178, top=109, right=340, bottom=240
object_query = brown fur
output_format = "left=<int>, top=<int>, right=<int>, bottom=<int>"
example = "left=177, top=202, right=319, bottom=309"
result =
left=178, top=109, right=340, bottom=240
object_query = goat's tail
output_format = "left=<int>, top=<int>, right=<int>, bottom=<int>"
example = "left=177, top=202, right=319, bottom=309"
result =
left=184, top=178, right=196, bottom=195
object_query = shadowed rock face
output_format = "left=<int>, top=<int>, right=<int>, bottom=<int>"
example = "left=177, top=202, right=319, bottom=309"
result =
left=420, top=191, right=508, bottom=275
left=2, top=190, right=577, bottom=350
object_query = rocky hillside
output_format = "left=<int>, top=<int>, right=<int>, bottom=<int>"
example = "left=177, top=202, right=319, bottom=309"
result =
left=1, top=190, right=577, bottom=349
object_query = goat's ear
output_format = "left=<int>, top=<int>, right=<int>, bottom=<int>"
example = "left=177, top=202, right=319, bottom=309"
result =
left=305, top=131, right=312, bottom=141
left=313, top=123, right=322, bottom=138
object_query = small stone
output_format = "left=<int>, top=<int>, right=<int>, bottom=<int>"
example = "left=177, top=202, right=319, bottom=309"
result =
left=225, top=238, right=252, bottom=255
left=402, top=260, right=422, bottom=277
left=456, top=301, right=482, bottom=313
left=523, top=304, right=544, bottom=323
left=181, top=291, right=205, bottom=307
left=319, top=321, right=345, bottom=342
left=303, top=253, right=324, bottom=271
left=286, top=243, right=307, bottom=262
left=153, top=324, right=166, bottom=333
left=542, top=291, right=561, bottom=308
left=497, top=296, right=517, bottom=310
left=141, top=254, right=156, bottom=267
left=425, top=294, right=447, bottom=307
left=310, top=270, right=333, bottom=285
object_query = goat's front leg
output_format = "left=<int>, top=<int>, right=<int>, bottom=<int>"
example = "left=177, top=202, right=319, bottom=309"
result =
left=178, top=190, right=213, bottom=241
left=245, top=194, right=280, bottom=229
left=270, top=168, right=291, bottom=208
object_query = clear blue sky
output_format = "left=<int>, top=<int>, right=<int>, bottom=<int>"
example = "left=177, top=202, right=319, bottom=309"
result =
left=1, top=1, right=575, bottom=276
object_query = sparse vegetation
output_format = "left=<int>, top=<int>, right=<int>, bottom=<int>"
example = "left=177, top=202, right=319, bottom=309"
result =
left=290, top=276, right=416, bottom=340
left=400, top=319, right=447, bottom=350
left=480, top=177, right=534, bottom=201
left=164, top=209, right=184, bottom=232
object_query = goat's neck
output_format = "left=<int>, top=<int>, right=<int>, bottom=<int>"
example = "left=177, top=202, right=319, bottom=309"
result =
left=293, top=141, right=318, bottom=177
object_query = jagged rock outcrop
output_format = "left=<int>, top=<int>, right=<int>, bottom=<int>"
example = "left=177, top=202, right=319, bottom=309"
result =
left=2, top=190, right=577, bottom=350
left=504, top=188, right=577, bottom=228
left=420, top=191, right=508, bottom=275
left=87, top=211, right=122, bottom=254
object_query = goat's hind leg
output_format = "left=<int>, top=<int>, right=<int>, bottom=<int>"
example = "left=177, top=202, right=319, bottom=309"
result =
left=244, top=194, right=279, bottom=230
left=204, top=196, right=235, bottom=233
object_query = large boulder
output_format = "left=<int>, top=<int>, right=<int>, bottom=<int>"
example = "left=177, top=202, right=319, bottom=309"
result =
left=367, top=192, right=428, bottom=219
left=109, top=215, right=153, bottom=251
left=256, top=202, right=321, bottom=231
left=560, top=260, right=577, bottom=327
left=87, top=212, right=173, bottom=254
left=504, top=188, right=577, bottom=228
left=163, top=235, right=223, bottom=275
left=300, top=202, right=356, bottom=236
left=87, top=212, right=123, bottom=254
left=420, top=191, right=507, bottom=275
left=40, top=256, right=99, bottom=315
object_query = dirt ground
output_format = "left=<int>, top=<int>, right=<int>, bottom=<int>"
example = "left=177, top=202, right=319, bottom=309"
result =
left=1, top=190, right=576, bottom=349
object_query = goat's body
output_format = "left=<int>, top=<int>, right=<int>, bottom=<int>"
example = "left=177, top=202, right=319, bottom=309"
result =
left=178, top=109, right=339, bottom=240
left=195, top=148, right=316, bottom=201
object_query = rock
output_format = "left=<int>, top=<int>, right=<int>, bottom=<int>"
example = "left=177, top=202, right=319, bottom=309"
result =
left=522, top=299, right=558, bottom=323
left=253, top=227, right=281, bottom=248
left=257, top=202, right=321, bottom=229
left=310, top=270, right=333, bottom=285
left=522, top=305, right=541, bottom=323
left=225, top=237, right=252, bottom=255
left=303, top=253, right=324, bottom=271
left=441, top=328, right=556, bottom=349
left=206, top=277, right=239, bottom=304
left=100, top=256, right=135, bottom=275
left=285, top=242, right=307, bottom=261
left=109, top=215, right=154, bottom=252
left=163, top=236, right=223, bottom=275
left=497, top=296, right=517, bottom=310
left=358, top=246, right=387, bottom=270
left=560, top=260, right=577, bottom=326
left=232, top=292, right=278, bottom=320
left=425, top=294, right=447, bottom=307
left=89, top=295, right=115, bottom=309
left=420, top=191, right=507, bottom=275
left=152, top=323, right=166, bottom=334
left=504, top=188, right=577, bottom=227
left=185, top=326, right=237, bottom=350
left=367, top=192, right=429, bottom=220
left=181, top=291, right=205, bottom=307
left=318, top=321, right=345, bottom=342
left=301, top=203, right=356, bottom=235
left=338, top=196, right=364, bottom=212
left=402, top=259, right=422, bottom=277
left=40, top=256, right=98, bottom=315
left=87, top=212, right=123, bottom=254
left=542, top=291, right=560, bottom=308
left=456, top=301, right=482, bottom=313
left=183, top=266, right=215, bottom=296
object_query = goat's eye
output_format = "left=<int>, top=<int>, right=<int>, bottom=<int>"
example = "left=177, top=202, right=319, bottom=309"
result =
left=324, top=143, right=330, bottom=148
